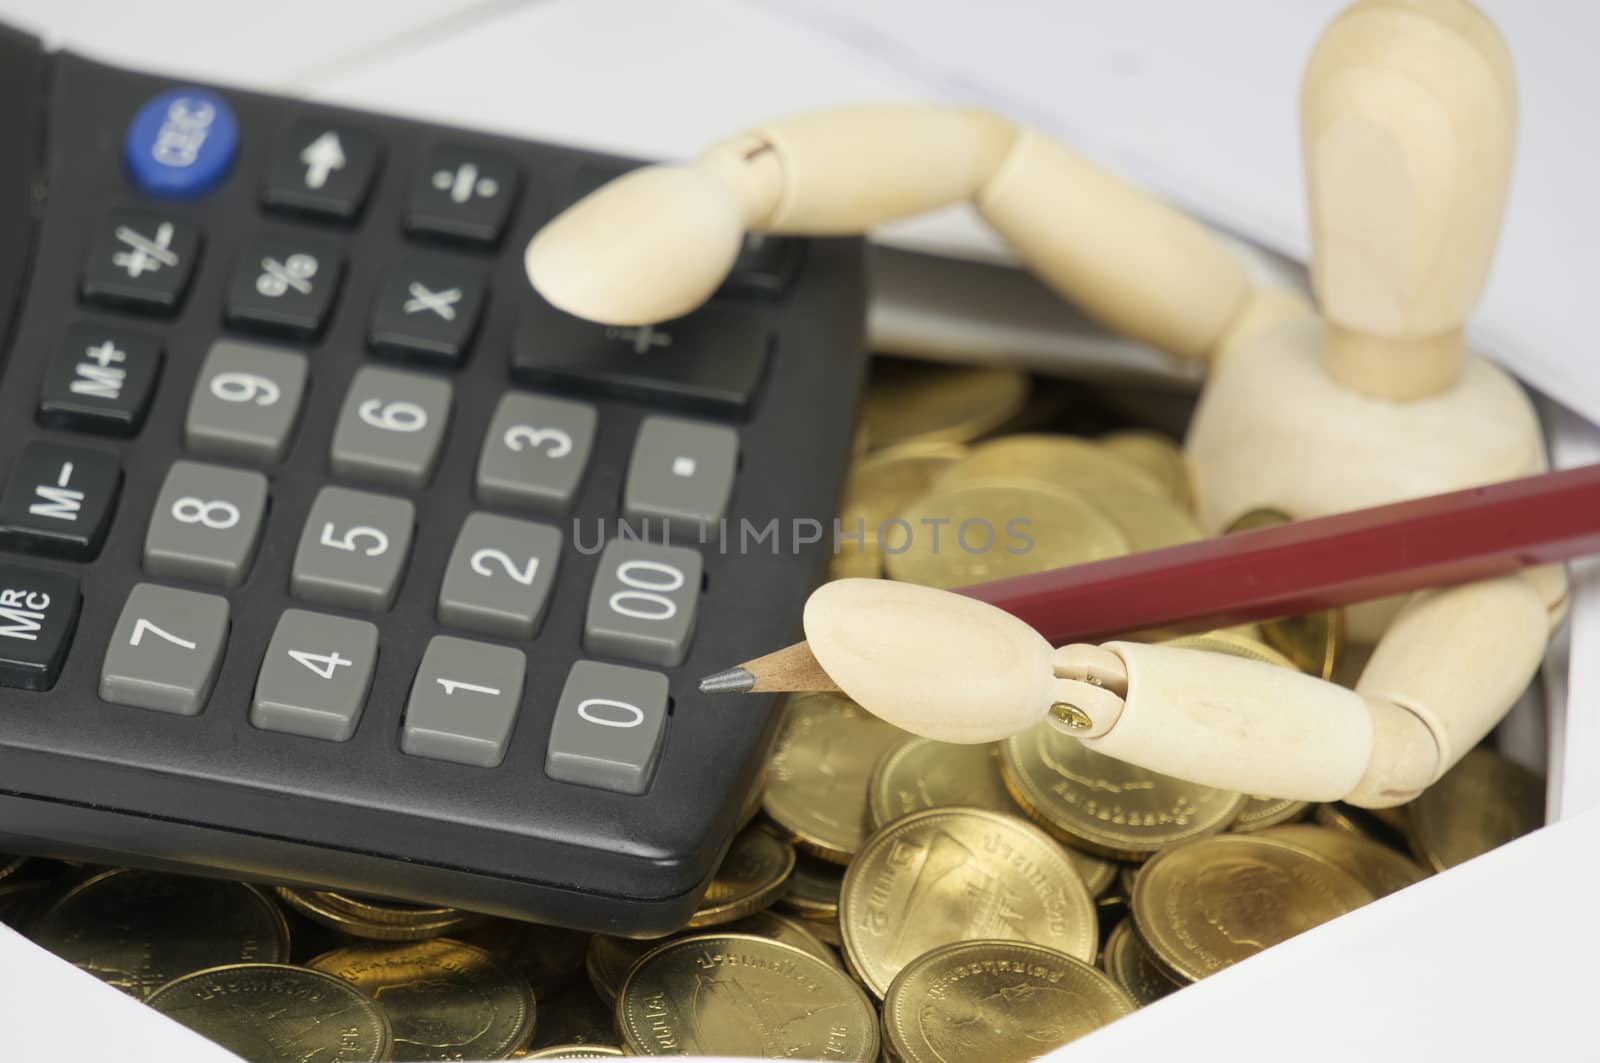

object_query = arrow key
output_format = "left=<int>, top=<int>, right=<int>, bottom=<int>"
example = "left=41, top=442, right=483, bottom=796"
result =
left=262, top=117, right=381, bottom=222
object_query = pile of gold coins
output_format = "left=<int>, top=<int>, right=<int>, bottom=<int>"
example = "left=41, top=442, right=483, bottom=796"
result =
left=0, top=359, right=1550, bottom=1062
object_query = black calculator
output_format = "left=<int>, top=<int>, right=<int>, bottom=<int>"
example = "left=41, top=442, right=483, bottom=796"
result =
left=0, top=24, right=866, bottom=935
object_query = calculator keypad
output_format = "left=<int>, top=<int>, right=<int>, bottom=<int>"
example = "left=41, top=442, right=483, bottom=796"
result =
left=438, top=513, right=562, bottom=640
left=252, top=610, right=379, bottom=742
left=0, top=50, right=866, bottom=933
left=144, top=461, right=269, bottom=588
left=476, top=393, right=597, bottom=514
left=368, top=253, right=487, bottom=366
left=584, top=539, right=703, bottom=667
left=624, top=416, right=739, bottom=535
left=80, top=208, right=201, bottom=315
left=292, top=487, right=415, bottom=611
left=225, top=232, right=344, bottom=339
left=100, top=584, right=229, bottom=715
left=511, top=301, right=770, bottom=414
left=262, top=120, right=382, bottom=222
left=37, top=321, right=163, bottom=437
left=401, top=636, right=526, bottom=767
left=405, top=143, right=520, bottom=247
left=545, top=660, right=670, bottom=795
left=185, top=340, right=309, bottom=464
left=330, top=366, right=453, bottom=490
left=0, top=565, right=80, bottom=692
left=0, top=441, right=122, bottom=561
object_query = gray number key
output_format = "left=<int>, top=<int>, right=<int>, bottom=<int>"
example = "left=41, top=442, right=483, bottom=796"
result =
left=438, top=513, right=562, bottom=639
left=144, top=461, right=270, bottom=588
left=330, top=366, right=452, bottom=490
left=292, top=486, right=414, bottom=611
left=101, top=584, right=229, bottom=715
left=545, top=660, right=670, bottom=794
left=252, top=610, right=379, bottom=741
left=476, top=393, right=597, bottom=513
left=186, top=340, right=309, bottom=463
left=584, top=539, right=702, bottom=667
left=623, top=416, right=738, bottom=536
left=401, top=636, right=526, bottom=767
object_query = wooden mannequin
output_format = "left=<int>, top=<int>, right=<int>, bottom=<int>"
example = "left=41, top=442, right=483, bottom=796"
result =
left=524, top=0, right=1565, bottom=809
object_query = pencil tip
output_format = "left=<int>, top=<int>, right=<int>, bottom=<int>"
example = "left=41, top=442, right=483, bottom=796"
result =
left=699, top=667, right=757, bottom=694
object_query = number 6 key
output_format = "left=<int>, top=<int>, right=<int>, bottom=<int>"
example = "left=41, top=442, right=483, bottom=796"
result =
left=330, top=366, right=452, bottom=491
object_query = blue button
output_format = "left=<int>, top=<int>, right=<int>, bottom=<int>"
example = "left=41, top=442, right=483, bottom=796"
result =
left=124, top=89, right=238, bottom=199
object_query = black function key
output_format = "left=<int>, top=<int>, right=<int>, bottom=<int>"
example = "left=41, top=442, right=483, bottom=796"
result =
left=0, top=442, right=123, bottom=561
left=511, top=300, right=770, bottom=415
left=37, top=321, right=163, bottom=436
left=367, top=254, right=487, bottom=366
left=80, top=208, right=201, bottom=315
left=404, top=143, right=519, bottom=247
left=0, top=565, right=80, bottom=692
left=225, top=233, right=345, bottom=340
left=262, top=119, right=382, bottom=222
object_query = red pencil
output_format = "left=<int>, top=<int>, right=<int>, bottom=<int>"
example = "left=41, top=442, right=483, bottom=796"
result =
left=701, top=463, right=1600, bottom=693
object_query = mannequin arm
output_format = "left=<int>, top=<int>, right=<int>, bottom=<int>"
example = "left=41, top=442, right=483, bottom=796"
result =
left=525, top=105, right=1257, bottom=360
left=803, top=573, right=1560, bottom=810
left=1052, top=571, right=1555, bottom=807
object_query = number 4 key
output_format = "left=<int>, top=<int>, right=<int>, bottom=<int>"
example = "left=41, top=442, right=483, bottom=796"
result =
left=252, top=611, right=378, bottom=742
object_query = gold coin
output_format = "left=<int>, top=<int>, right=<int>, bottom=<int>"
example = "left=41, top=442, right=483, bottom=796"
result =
left=1408, top=748, right=1545, bottom=872
left=1000, top=723, right=1247, bottom=859
left=456, top=918, right=590, bottom=996
left=937, top=435, right=1168, bottom=499
left=275, top=887, right=467, bottom=941
left=723, top=908, right=843, bottom=970
left=867, top=737, right=1018, bottom=829
left=1101, top=918, right=1182, bottom=1006
left=934, top=431, right=1199, bottom=553
left=617, top=934, right=879, bottom=1059
left=839, top=808, right=1098, bottom=997
left=31, top=869, right=290, bottom=999
left=866, top=737, right=1116, bottom=895
left=885, top=479, right=1127, bottom=588
left=883, top=940, right=1134, bottom=1063
left=1223, top=508, right=1344, bottom=679
left=1313, top=802, right=1412, bottom=850
left=526, top=1048, right=624, bottom=1059
left=1132, top=834, right=1373, bottom=982
left=687, top=826, right=796, bottom=928
left=312, top=890, right=468, bottom=928
left=1232, top=796, right=1312, bottom=833
left=802, top=913, right=843, bottom=948
left=1260, top=824, right=1429, bottom=897
left=0, top=870, right=55, bottom=928
left=148, top=963, right=392, bottom=1062
left=1088, top=481, right=1204, bottom=553
left=309, top=939, right=535, bottom=1060
left=1160, top=630, right=1314, bottom=832
left=586, top=934, right=658, bottom=1007
left=775, top=850, right=844, bottom=921
left=1100, top=430, right=1190, bottom=505
left=861, top=359, right=1028, bottom=450
left=835, top=442, right=970, bottom=580
left=527, top=981, right=622, bottom=1053
left=762, top=692, right=907, bottom=863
